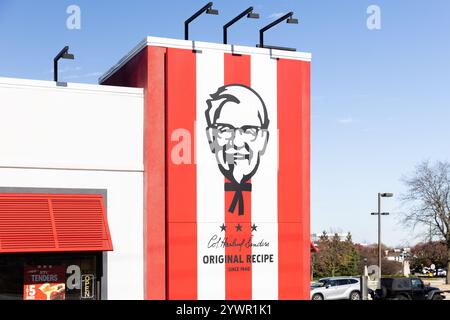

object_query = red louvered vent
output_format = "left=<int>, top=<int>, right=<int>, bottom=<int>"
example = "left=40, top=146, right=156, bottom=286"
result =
left=0, top=194, right=113, bottom=253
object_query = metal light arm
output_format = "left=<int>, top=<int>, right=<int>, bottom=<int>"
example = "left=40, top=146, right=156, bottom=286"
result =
left=54, top=46, right=74, bottom=82
left=185, top=2, right=219, bottom=40
left=223, top=7, right=259, bottom=44
left=259, top=11, right=298, bottom=50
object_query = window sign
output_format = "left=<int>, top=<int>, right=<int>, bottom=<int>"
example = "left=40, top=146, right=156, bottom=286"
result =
left=23, top=265, right=66, bottom=300
left=81, top=274, right=95, bottom=300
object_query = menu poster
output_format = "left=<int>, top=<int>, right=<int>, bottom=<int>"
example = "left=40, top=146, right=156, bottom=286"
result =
left=24, top=265, right=66, bottom=300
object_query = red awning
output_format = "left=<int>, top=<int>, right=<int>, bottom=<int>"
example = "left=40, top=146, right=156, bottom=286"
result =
left=0, top=194, right=113, bottom=253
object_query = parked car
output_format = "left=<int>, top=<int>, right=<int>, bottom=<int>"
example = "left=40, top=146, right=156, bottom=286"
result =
left=310, top=277, right=361, bottom=300
left=410, top=266, right=422, bottom=274
left=421, top=266, right=447, bottom=277
left=370, top=277, right=447, bottom=300
left=421, top=267, right=434, bottom=277
left=435, top=268, right=447, bottom=277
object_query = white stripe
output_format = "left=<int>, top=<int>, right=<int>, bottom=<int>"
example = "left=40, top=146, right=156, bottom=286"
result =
left=196, top=49, right=225, bottom=300
left=251, top=54, right=279, bottom=300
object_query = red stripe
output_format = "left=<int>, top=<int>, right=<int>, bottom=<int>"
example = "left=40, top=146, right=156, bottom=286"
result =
left=277, top=59, right=311, bottom=300
left=224, top=53, right=252, bottom=300
left=166, top=48, right=197, bottom=299
left=146, top=47, right=167, bottom=300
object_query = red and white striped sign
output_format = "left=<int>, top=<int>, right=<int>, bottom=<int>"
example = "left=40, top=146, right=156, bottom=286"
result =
left=165, top=45, right=311, bottom=300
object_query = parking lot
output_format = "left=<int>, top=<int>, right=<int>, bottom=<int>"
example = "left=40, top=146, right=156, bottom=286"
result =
left=317, top=277, right=450, bottom=300
left=423, top=278, right=450, bottom=300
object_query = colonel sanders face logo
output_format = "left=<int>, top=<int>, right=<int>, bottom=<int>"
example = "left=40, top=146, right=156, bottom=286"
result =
left=206, top=84, right=270, bottom=215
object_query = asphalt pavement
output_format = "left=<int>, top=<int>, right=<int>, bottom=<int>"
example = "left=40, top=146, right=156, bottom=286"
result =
left=423, top=278, right=450, bottom=300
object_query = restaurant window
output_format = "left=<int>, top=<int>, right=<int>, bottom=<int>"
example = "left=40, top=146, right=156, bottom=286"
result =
left=0, top=252, right=103, bottom=300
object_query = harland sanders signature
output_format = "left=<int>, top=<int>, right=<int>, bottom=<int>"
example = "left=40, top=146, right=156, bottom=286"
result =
left=208, top=235, right=270, bottom=252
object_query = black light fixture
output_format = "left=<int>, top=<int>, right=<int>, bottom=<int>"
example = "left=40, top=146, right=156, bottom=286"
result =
left=54, top=46, right=75, bottom=83
left=258, top=11, right=299, bottom=51
left=185, top=2, right=219, bottom=41
left=223, top=6, right=259, bottom=44
left=380, top=193, right=394, bottom=198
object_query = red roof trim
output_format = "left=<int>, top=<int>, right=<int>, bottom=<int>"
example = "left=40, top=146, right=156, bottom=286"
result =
left=0, top=194, right=113, bottom=253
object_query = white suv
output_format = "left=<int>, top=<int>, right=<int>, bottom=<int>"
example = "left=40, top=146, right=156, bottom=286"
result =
left=311, top=277, right=361, bottom=300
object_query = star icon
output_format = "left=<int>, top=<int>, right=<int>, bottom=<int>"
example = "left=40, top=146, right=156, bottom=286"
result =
left=220, top=224, right=226, bottom=232
left=235, top=224, right=242, bottom=232
left=251, top=224, right=258, bottom=232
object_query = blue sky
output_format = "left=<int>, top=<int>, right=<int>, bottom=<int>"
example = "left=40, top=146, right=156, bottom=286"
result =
left=1, top=0, right=450, bottom=246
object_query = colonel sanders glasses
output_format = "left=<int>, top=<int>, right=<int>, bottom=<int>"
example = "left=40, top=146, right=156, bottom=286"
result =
left=212, top=124, right=264, bottom=142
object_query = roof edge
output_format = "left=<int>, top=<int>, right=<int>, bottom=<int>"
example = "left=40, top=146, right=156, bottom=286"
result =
left=99, top=36, right=312, bottom=84
left=0, top=76, right=143, bottom=96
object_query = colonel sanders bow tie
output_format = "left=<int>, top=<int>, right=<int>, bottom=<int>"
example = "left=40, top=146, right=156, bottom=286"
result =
left=225, top=181, right=252, bottom=215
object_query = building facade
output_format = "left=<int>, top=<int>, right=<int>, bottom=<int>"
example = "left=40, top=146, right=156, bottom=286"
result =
left=0, top=77, right=144, bottom=300
left=0, top=37, right=311, bottom=300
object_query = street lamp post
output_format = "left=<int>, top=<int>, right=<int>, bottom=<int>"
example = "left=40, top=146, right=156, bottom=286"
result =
left=371, top=192, right=393, bottom=289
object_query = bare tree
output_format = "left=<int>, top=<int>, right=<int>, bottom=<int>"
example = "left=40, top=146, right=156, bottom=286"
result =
left=401, top=161, right=450, bottom=283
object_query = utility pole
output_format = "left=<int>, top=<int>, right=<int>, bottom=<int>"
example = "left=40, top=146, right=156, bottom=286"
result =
left=371, top=192, right=393, bottom=289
